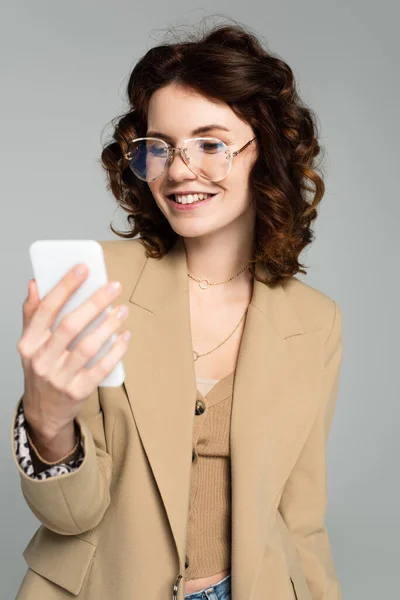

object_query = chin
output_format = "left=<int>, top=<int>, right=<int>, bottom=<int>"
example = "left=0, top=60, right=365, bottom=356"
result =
left=169, top=223, right=214, bottom=238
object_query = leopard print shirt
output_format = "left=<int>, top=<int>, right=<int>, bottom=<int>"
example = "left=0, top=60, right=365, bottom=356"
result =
left=14, top=402, right=84, bottom=479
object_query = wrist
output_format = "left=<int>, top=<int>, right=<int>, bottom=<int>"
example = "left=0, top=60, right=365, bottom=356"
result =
left=26, top=420, right=80, bottom=465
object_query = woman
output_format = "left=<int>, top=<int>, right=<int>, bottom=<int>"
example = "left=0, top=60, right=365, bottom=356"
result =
left=12, top=21, right=343, bottom=600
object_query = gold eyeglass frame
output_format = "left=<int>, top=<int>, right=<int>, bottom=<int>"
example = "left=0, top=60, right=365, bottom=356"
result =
left=124, top=136, right=257, bottom=182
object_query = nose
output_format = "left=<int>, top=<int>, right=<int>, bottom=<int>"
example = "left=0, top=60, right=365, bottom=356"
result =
left=166, top=148, right=197, bottom=181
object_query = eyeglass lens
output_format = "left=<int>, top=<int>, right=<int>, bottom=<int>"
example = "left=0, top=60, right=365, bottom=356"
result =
left=127, top=138, right=230, bottom=182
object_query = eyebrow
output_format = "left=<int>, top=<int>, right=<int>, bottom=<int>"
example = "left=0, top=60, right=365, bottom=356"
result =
left=146, top=124, right=231, bottom=140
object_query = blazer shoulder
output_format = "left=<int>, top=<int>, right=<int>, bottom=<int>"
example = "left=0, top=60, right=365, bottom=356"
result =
left=96, top=237, right=148, bottom=283
left=97, top=237, right=147, bottom=260
left=281, top=275, right=341, bottom=334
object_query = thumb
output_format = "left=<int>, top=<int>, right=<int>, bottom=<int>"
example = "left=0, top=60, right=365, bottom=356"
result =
left=25, top=279, right=40, bottom=310
left=20, top=281, right=40, bottom=349
left=22, top=279, right=41, bottom=328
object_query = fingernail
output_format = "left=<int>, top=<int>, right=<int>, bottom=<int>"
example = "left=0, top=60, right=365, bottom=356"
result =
left=74, top=264, right=86, bottom=277
left=107, top=281, right=121, bottom=295
left=116, top=305, right=128, bottom=319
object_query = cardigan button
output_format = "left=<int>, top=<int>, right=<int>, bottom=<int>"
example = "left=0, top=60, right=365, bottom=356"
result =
left=185, top=555, right=189, bottom=569
left=195, top=399, right=205, bottom=415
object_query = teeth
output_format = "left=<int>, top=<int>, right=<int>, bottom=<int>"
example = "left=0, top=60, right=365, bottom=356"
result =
left=174, top=193, right=214, bottom=204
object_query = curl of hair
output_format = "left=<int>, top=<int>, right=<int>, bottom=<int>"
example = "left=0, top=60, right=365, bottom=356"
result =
left=101, top=17, right=326, bottom=286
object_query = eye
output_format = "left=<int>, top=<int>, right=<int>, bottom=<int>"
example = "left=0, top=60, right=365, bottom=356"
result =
left=150, top=143, right=168, bottom=157
left=198, top=140, right=225, bottom=153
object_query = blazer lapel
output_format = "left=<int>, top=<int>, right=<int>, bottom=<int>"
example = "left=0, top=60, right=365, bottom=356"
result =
left=106, top=237, right=326, bottom=598
left=229, top=260, right=326, bottom=599
left=118, top=237, right=198, bottom=574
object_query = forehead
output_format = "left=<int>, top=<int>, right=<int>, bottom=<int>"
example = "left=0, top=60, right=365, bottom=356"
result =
left=146, top=84, right=238, bottom=136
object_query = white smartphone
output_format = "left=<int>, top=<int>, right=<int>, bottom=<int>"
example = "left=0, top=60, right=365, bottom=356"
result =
left=29, top=239, right=125, bottom=387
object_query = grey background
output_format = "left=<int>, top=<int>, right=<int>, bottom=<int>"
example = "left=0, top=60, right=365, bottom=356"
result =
left=1, top=1, right=398, bottom=599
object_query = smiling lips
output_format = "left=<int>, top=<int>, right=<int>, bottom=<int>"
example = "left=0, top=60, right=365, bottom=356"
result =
left=170, top=192, right=216, bottom=204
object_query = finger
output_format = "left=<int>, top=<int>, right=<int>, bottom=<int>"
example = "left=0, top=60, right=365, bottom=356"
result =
left=21, top=277, right=122, bottom=374
left=52, top=303, right=129, bottom=384
left=30, top=279, right=40, bottom=302
left=67, top=329, right=130, bottom=400
left=39, top=279, right=122, bottom=359
left=19, top=264, right=89, bottom=356
left=22, top=280, right=40, bottom=329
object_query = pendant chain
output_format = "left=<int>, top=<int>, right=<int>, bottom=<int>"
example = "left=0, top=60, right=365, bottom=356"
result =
left=188, top=262, right=252, bottom=362
left=192, top=307, right=248, bottom=362
left=187, top=263, right=250, bottom=289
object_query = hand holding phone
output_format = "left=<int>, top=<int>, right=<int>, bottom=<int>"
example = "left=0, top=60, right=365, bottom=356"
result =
left=17, top=240, right=130, bottom=447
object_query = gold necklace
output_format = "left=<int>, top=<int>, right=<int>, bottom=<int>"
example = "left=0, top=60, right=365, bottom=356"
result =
left=187, top=263, right=251, bottom=289
left=192, top=307, right=249, bottom=362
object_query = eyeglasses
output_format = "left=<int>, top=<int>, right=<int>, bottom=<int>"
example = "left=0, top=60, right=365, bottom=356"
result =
left=124, top=136, right=256, bottom=182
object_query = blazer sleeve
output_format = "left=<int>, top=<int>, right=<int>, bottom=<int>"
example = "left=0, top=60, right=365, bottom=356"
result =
left=10, top=387, right=112, bottom=536
left=14, top=401, right=84, bottom=478
left=278, top=300, right=344, bottom=600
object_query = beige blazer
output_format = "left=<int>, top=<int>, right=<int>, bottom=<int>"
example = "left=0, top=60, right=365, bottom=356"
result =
left=11, top=236, right=344, bottom=600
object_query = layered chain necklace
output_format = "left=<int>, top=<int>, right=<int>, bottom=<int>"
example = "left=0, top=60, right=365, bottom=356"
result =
left=188, top=262, right=252, bottom=362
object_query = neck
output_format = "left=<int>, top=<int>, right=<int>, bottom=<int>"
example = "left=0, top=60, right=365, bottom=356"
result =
left=182, top=220, right=255, bottom=302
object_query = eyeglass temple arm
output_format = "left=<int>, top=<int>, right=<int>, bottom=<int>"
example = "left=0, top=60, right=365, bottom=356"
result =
left=231, top=137, right=256, bottom=158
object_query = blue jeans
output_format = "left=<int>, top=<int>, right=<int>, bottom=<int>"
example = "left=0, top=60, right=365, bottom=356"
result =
left=184, top=573, right=231, bottom=600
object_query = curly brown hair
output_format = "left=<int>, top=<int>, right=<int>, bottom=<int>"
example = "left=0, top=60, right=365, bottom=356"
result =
left=100, top=19, right=326, bottom=286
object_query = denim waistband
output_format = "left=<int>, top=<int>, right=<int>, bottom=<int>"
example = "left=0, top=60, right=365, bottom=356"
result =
left=184, top=572, right=231, bottom=599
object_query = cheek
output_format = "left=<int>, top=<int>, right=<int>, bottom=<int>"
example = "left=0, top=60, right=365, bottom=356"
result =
left=225, top=173, right=253, bottom=215
left=229, top=159, right=251, bottom=185
left=225, top=168, right=251, bottom=201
